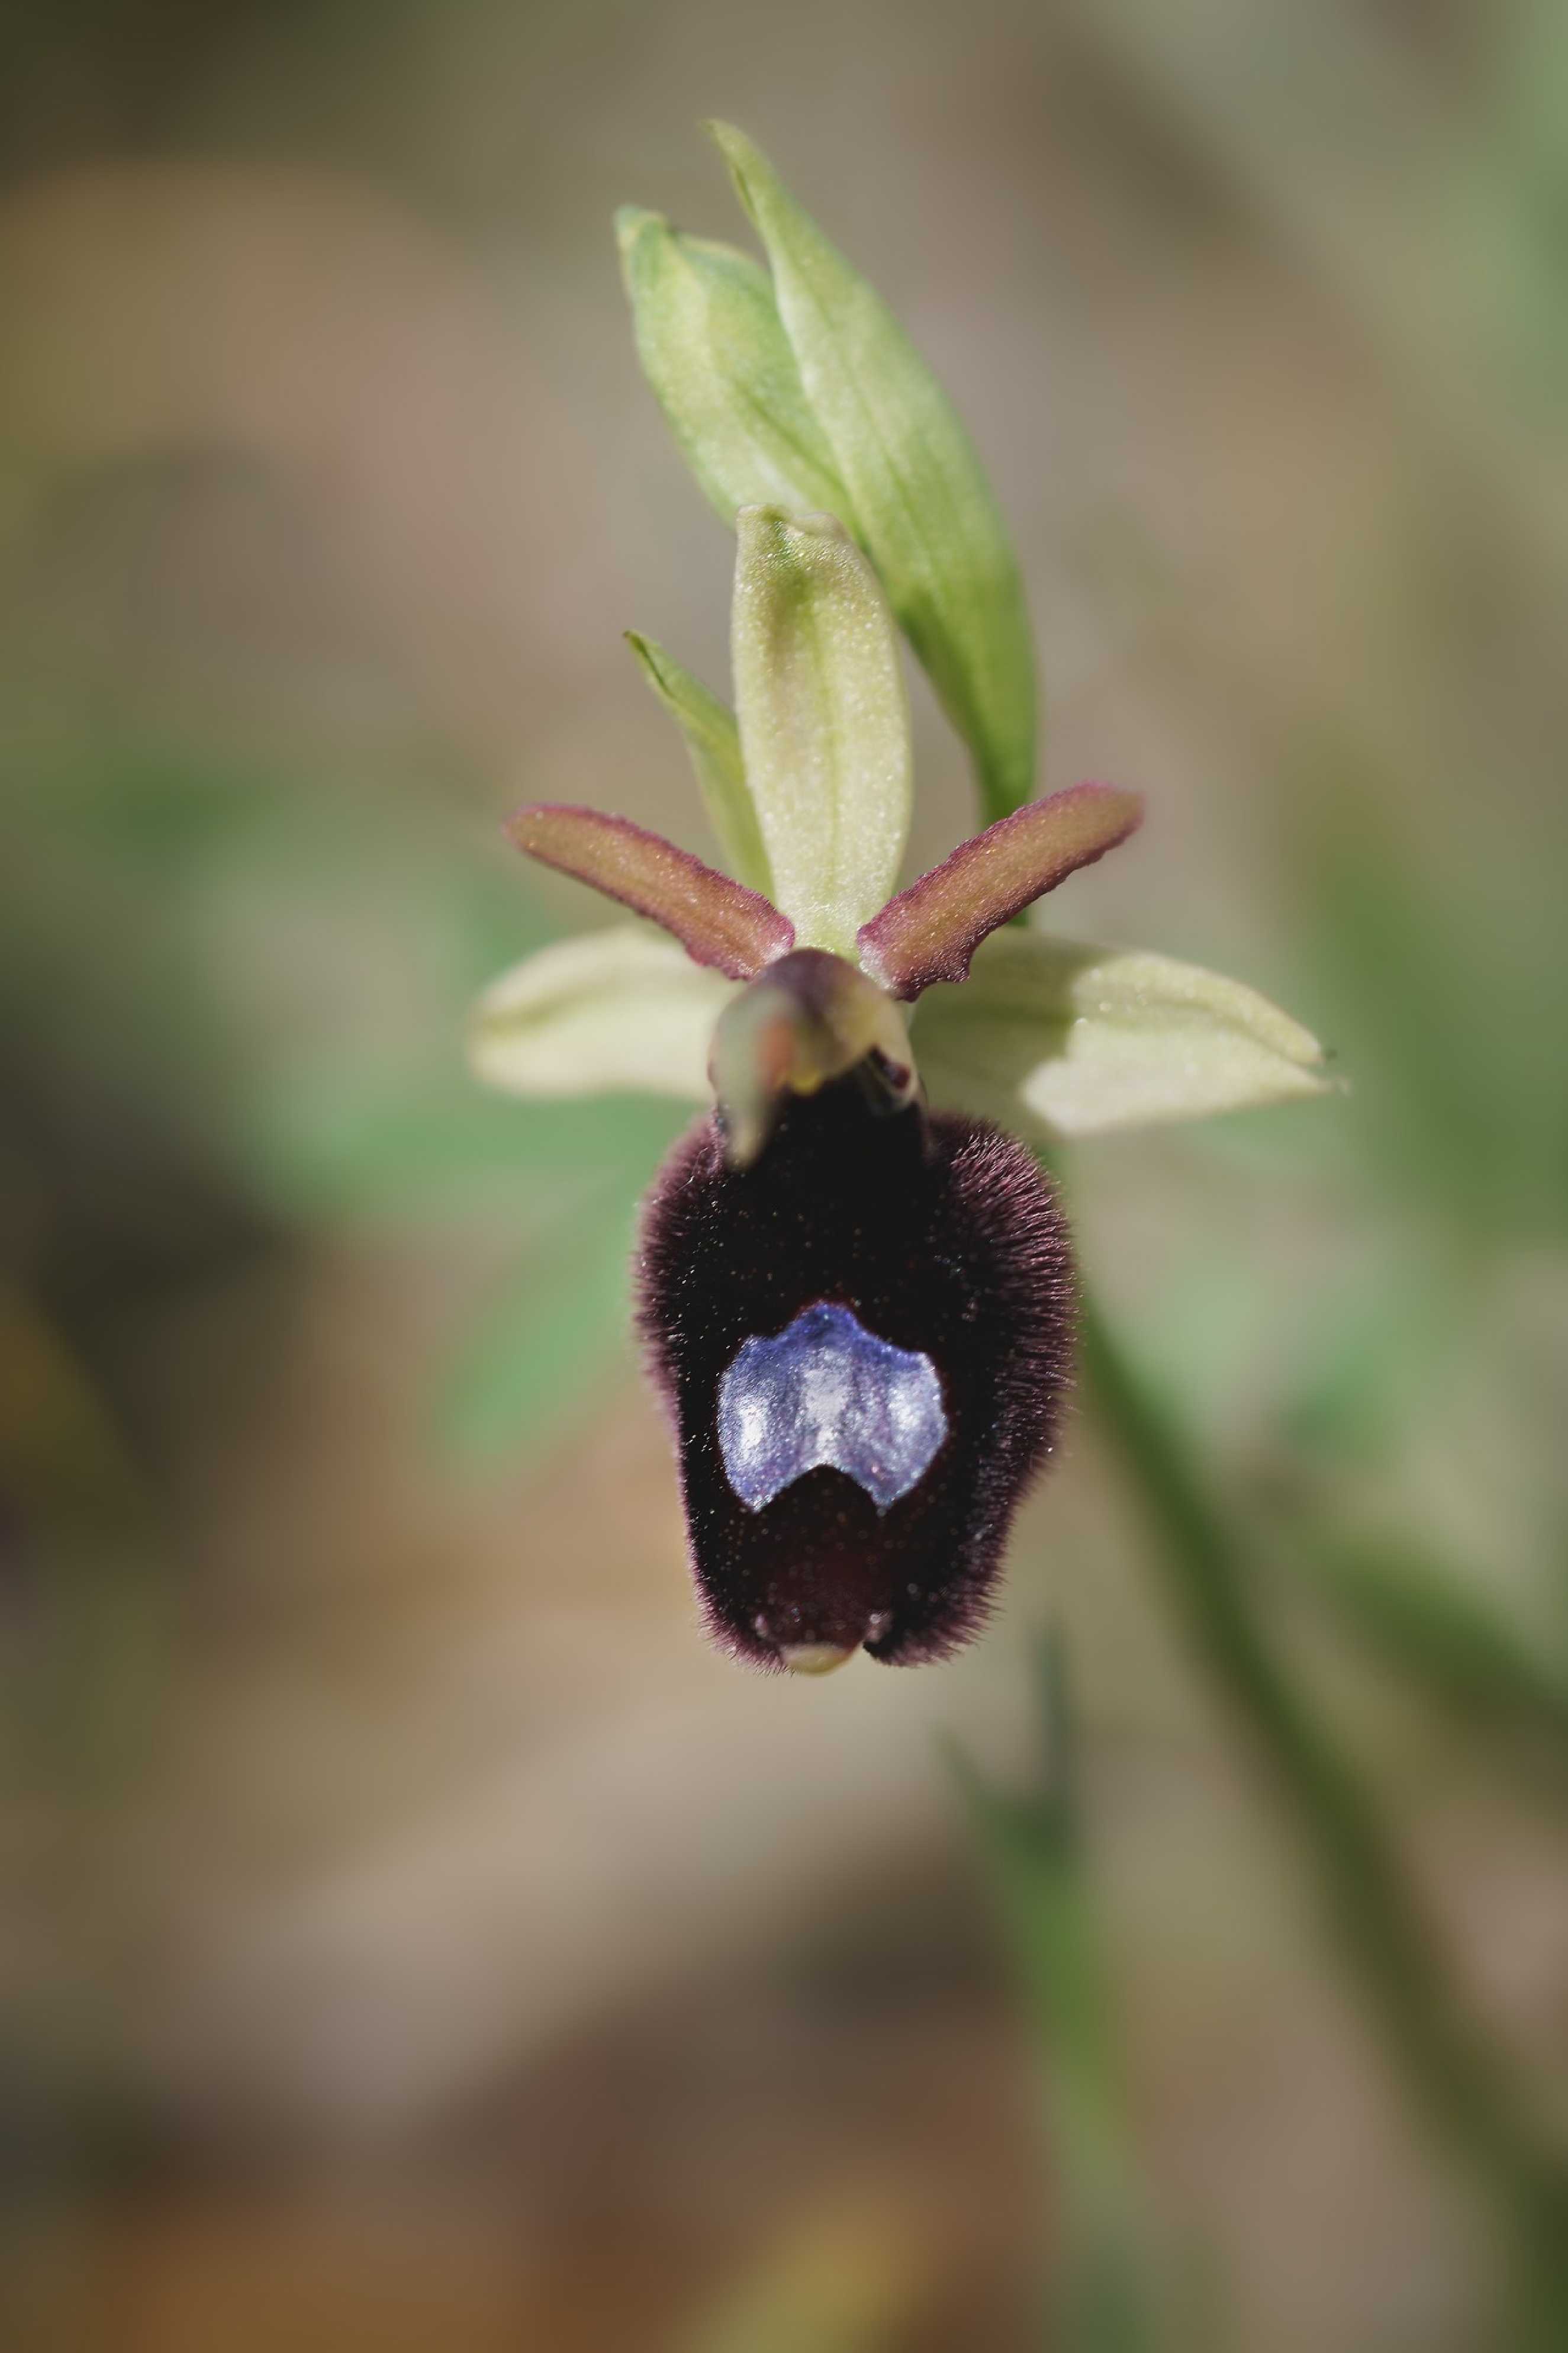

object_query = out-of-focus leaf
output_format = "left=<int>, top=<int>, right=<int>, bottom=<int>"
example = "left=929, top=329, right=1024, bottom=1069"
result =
left=245, top=1072, right=684, bottom=1221
left=440, top=1191, right=636, bottom=1461
left=730, top=507, right=911, bottom=954
left=710, top=122, right=1036, bottom=824
left=858, top=784, right=1144, bottom=999
left=625, top=631, right=772, bottom=896
left=1289, top=763, right=1568, bottom=1239
left=1274, top=1242, right=1474, bottom=1467
left=469, top=927, right=733, bottom=1102
left=616, top=205, right=851, bottom=524
left=916, top=931, right=1332, bottom=1137
left=504, top=805, right=793, bottom=979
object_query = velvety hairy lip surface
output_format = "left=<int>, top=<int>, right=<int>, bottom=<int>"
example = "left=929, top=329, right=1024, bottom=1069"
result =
left=637, top=1078, right=1075, bottom=1667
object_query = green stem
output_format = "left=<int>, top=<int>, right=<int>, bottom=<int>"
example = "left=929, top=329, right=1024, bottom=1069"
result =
left=958, top=1638, right=1161, bottom=2351
left=1078, top=1291, right=1568, bottom=2331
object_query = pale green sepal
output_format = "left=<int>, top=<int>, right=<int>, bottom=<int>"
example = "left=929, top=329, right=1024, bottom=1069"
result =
left=615, top=206, right=851, bottom=526
left=709, top=123, right=1037, bottom=825
left=730, top=506, right=912, bottom=956
left=468, top=927, right=733, bottom=1102
left=624, top=631, right=772, bottom=896
left=915, top=930, right=1335, bottom=1137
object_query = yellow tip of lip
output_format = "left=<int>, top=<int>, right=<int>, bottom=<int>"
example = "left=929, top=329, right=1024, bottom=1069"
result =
left=780, top=1642, right=858, bottom=1677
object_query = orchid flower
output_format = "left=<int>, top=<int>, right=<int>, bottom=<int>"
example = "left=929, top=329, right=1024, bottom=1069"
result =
left=469, top=129, right=1331, bottom=1674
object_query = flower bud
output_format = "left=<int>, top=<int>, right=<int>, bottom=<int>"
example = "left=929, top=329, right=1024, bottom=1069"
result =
left=708, top=124, right=1038, bottom=824
left=616, top=205, right=849, bottom=525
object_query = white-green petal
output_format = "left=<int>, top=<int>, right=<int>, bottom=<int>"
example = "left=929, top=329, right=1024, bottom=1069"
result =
left=915, top=931, right=1335, bottom=1137
left=616, top=207, right=851, bottom=525
left=730, top=506, right=912, bottom=957
left=468, top=928, right=733, bottom=1103
left=710, top=121, right=1037, bottom=825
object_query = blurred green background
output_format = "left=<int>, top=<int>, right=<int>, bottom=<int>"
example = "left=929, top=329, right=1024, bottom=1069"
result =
left=4, top=2, right=1567, bottom=2346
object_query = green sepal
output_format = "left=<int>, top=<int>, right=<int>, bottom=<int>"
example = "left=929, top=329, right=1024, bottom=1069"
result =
left=468, top=927, right=735, bottom=1102
left=730, top=506, right=912, bottom=956
left=616, top=205, right=851, bottom=525
left=916, top=930, right=1335, bottom=1137
left=624, top=631, right=771, bottom=896
left=708, top=122, right=1038, bottom=824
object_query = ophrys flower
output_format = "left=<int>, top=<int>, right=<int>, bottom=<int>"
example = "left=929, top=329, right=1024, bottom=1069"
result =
left=471, top=135, right=1331, bottom=1672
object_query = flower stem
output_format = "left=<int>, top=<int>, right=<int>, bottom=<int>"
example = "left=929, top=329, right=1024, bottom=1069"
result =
left=1077, top=1289, right=1568, bottom=2333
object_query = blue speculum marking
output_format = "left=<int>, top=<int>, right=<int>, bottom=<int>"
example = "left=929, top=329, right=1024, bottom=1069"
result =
left=716, top=1303, right=948, bottom=1513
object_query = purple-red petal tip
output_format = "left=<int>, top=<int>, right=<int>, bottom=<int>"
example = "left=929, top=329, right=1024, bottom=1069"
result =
left=507, top=802, right=794, bottom=981
left=857, top=783, right=1143, bottom=1000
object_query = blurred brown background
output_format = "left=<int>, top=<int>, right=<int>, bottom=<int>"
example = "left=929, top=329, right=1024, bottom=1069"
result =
left=4, top=2, right=1567, bottom=2346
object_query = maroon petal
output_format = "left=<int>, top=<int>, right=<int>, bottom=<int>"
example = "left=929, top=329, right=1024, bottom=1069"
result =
left=637, top=1081, right=1075, bottom=1669
left=506, top=803, right=794, bottom=981
left=856, top=783, right=1142, bottom=1000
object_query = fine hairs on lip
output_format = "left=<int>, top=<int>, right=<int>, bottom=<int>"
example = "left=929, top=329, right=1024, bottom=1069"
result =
left=636, top=1078, right=1076, bottom=1670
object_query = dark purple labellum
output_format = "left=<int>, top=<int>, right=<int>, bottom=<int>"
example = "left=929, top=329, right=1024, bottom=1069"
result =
left=636, top=1078, right=1075, bottom=1670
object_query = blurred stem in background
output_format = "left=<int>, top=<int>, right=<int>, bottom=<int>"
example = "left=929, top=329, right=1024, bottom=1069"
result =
left=960, top=1635, right=1164, bottom=2353
left=1280, top=1524, right=1568, bottom=1771
left=1077, top=1288, right=1568, bottom=2345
